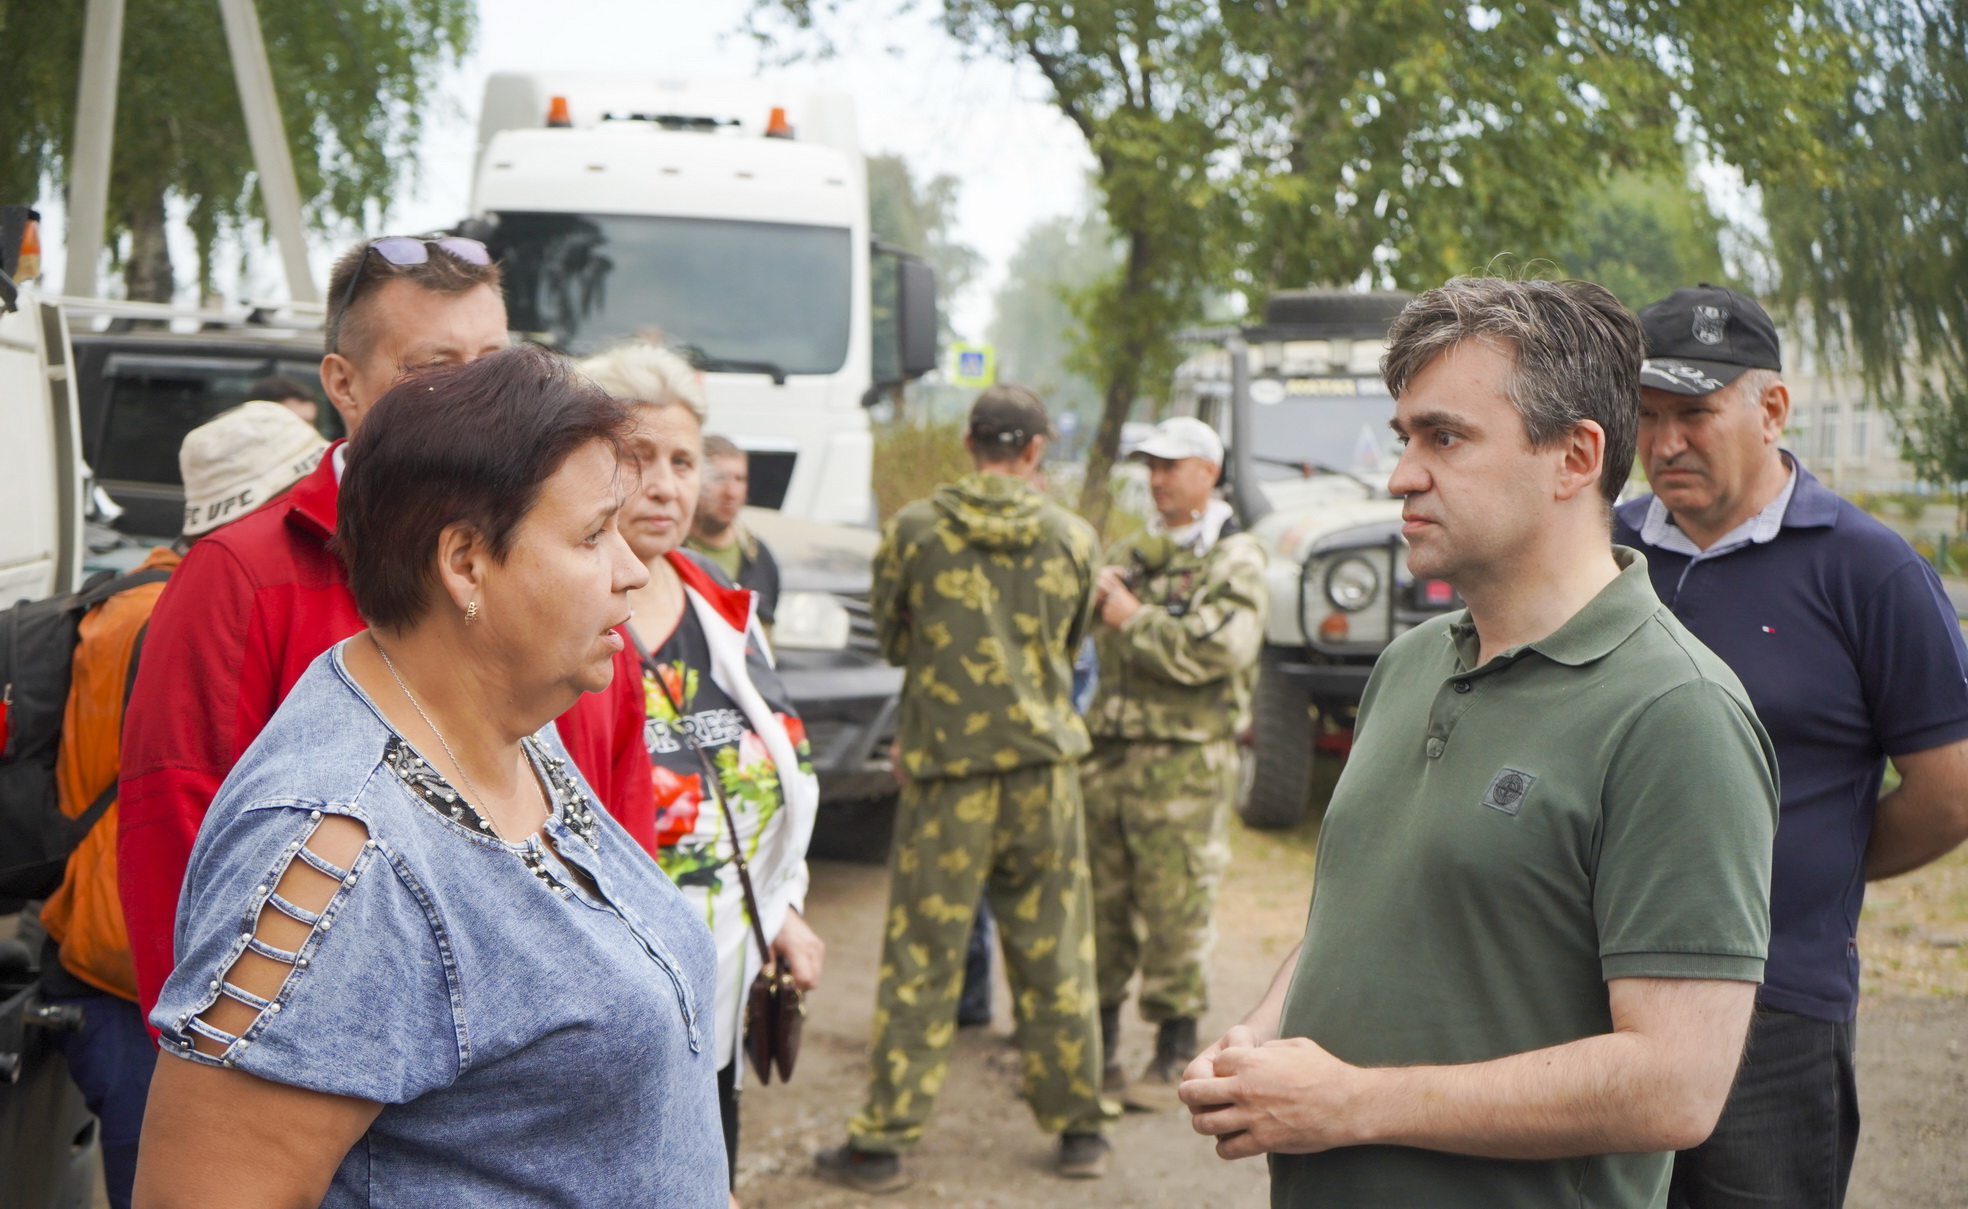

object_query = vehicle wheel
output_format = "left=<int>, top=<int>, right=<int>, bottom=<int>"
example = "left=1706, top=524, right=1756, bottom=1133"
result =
left=1240, top=647, right=1316, bottom=829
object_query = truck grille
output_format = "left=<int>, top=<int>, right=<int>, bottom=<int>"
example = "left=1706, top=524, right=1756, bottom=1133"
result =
left=836, top=592, right=879, bottom=656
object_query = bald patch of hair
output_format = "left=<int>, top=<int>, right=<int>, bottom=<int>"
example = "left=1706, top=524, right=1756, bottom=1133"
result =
left=577, top=341, right=708, bottom=422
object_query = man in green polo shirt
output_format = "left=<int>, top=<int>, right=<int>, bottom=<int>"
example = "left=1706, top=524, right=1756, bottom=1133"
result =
left=1179, top=277, right=1779, bottom=1209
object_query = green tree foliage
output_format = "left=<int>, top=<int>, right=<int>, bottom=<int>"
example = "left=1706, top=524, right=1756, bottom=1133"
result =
left=988, top=205, right=1119, bottom=424
left=1756, top=1, right=1966, bottom=454
left=1221, top=1, right=1660, bottom=292
left=759, top=4, right=1231, bottom=533
left=955, top=0, right=1232, bottom=533
left=0, top=0, right=473, bottom=300
left=758, top=0, right=1860, bottom=531
left=1897, top=382, right=1968, bottom=501
left=1550, top=170, right=1730, bottom=310
left=868, top=152, right=982, bottom=339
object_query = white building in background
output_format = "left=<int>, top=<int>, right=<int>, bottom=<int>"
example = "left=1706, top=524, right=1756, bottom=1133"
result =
left=1782, top=340, right=1924, bottom=495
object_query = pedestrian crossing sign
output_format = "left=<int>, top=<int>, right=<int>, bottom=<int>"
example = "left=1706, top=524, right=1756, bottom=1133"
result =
left=951, top=343, right=995, bottom=387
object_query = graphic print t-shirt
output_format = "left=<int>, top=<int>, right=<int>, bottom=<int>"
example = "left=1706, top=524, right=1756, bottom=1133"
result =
left=641, top=606, right=809, bottom=897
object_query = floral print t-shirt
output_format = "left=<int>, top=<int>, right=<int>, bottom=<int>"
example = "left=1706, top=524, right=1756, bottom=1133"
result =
left=642, top=605, right=812, bottom=944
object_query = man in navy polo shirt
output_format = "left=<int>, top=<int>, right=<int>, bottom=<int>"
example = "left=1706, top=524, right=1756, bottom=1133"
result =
left=1616, top=284, right=1968, bottom=1208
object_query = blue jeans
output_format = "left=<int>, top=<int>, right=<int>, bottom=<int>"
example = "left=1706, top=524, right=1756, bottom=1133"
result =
left=1669, top=1006, right=1859, bottom=1208
left=47, top=992, right=154, bottom=1209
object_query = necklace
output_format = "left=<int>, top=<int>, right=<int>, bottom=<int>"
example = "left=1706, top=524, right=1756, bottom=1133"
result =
left=371, top=634, right=536, bottom=840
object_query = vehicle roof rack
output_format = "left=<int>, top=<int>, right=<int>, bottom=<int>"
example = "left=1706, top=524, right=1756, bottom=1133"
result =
left=47, top=292, right=324, bottom=334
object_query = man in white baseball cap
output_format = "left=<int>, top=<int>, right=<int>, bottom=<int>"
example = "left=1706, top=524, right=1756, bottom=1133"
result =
left=178, top=401, right=330, bottom=539
left=1128, top=414, right=1225, bottom=468
left=1084, top=413, right=1268, bottom=1106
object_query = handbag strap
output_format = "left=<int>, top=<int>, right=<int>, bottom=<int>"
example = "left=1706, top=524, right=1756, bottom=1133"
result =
left=628, top=622, right=776, bottom=968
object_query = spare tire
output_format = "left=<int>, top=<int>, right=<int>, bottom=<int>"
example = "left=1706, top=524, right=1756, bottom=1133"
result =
left=1262, top=290, right=1411, bottom=331
left=1240, top=645, right=1316, bottom=829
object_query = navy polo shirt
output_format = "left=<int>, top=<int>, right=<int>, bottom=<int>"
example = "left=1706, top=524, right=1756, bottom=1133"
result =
left=1616, top=460, right=1968, bottom=1021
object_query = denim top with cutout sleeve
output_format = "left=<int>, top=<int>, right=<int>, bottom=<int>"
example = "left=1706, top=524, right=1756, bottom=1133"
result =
left=150, top=642, right=726, bottom=1209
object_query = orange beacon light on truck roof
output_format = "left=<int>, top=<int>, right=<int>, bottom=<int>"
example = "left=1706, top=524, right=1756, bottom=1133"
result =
left=15, top=218, right=39, bottom=282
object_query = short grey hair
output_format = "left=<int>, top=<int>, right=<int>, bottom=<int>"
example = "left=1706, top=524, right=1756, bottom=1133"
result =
left=1383, top=277, right=1644, bottom=505
left=702, top=433, right=745, bottom=461
left=1726, top=368, right=1783, bottom=407
left=576, top=341, right=707, bottom=422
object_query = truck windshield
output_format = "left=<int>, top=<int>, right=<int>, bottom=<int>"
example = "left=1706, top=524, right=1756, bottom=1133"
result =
left=489, top=212, right=853, bottom=372
left=1246, top=382, right=1400, bottom=476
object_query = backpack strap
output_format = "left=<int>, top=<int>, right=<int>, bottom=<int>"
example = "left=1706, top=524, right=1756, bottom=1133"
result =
left=72, top=769, right=119, bottom=838
left=68, top=584, right=163, bottom=841
left=74, top=566, right=172, bottom=613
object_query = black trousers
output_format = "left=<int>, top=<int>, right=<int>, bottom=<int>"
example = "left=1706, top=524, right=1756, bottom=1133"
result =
left=1669, top=1006, right=1859, bottom=1209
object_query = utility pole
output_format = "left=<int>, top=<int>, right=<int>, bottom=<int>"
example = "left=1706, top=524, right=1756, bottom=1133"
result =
left=63, top=0, right=125, bottom=298
left=216, top=0, right=318, bottom=303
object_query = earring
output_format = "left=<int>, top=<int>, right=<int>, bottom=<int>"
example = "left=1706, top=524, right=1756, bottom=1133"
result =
left=465, top=601, right=479, bottom=625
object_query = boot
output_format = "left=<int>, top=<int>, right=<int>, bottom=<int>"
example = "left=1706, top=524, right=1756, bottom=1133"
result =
left=814, top=1144, right=911, bottom=1194
left=1099, top=1003, right=1125, bottom=1096
left=1057, top=1132, right=1112, bottom=1179
left=1125, top=1017, right=1198, bottom=1111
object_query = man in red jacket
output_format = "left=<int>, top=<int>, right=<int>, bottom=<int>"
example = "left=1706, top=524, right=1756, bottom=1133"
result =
left=118, top=237, right=656, bottom=1015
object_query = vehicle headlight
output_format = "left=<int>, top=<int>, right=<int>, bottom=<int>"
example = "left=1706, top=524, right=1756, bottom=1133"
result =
left=1324, top=557, right=1380, bottom=613
left=772, top=590, right=851, bottom=650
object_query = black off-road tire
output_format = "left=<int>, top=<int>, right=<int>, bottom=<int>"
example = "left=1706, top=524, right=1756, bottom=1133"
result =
left=1240, top=646, right=1317, bottom=829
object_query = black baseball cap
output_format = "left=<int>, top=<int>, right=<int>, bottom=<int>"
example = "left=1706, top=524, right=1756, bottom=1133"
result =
left=1636, top=283, right=1782, bottom=396
left=968, top=383, right=1053, bottom=447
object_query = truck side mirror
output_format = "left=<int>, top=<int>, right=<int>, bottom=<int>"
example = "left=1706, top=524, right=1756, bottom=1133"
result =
left=897, top=256, right=938, bottom=380
left=867, top=242, right=940, bottom=407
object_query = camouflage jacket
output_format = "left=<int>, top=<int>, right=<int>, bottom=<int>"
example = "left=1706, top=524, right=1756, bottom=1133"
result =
left=1086, top=522, right=1269, bottom=743
left=872, top=472, right=1098, bottom=780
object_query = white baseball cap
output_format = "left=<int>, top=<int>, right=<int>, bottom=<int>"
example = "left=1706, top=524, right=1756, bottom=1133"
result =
left=1129, top=416, right=1224, bottom=465
left=180, top=401, right=329, bottom=536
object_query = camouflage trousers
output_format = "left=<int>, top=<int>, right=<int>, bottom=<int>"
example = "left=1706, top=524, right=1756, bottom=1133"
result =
left=847, top=762, right=1109, bottom=1152
left=1083, top=737, right=1237, bottom=1023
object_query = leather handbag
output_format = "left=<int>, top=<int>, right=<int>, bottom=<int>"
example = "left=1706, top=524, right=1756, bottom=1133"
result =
left=633, top=631, right=805, bottom=1084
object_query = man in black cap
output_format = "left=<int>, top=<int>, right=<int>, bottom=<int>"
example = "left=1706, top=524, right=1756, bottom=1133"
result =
left=1614, top=284, right=1968, bottom=1208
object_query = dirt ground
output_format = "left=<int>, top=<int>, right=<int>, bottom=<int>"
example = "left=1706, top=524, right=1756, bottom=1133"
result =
left=45, top=810, right=1961, bottom=1207
left=734, top=817, right=1968, bottom=1209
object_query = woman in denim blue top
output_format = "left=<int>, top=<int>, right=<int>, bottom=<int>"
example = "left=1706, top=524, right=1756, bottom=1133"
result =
left=136, top=347, right=727, bottom=1208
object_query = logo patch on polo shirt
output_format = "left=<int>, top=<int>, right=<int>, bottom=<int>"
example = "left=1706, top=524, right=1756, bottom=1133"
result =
left=1482, top=767, right=1536, bottom=816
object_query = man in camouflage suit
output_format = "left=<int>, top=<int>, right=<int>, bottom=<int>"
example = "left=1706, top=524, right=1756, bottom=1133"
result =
left=816, top=385, right=1110, bottom=1192
left=1084, top=416, right=1268, bottom=1107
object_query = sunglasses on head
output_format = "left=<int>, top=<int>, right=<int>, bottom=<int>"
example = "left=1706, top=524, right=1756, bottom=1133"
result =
left=338, top=236, right=492, bottom=318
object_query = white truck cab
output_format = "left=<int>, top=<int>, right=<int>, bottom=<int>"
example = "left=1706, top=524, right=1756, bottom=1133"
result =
left=0, top=290, right=84, bottom=610
left=467, top=76, right=933, bottom=828
left=469, top=73, right=932, bottom=524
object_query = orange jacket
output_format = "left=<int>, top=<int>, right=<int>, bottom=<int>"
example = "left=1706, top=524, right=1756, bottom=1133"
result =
left=40, top=546, right=181, bottom=1001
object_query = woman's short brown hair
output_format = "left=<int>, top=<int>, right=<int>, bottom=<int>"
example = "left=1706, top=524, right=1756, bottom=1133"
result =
left=337, top=344, right=632, bottom=632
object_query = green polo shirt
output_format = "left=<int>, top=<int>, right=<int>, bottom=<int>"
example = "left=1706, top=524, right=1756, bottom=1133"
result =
left=1273, top=549, right=1777, bottom=1209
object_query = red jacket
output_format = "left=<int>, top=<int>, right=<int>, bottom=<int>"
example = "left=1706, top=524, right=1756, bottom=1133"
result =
left=118, top=445, right=655, bottom=1014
